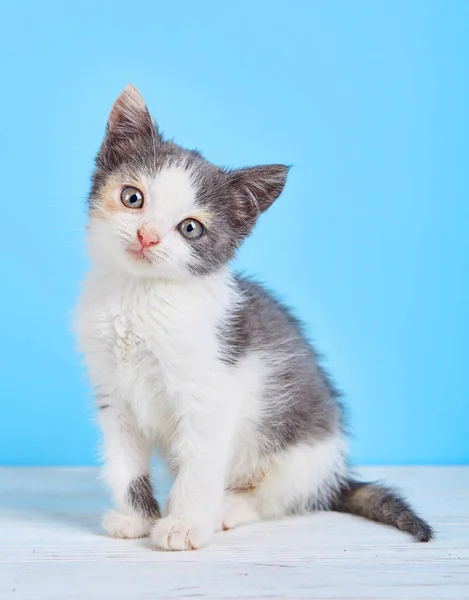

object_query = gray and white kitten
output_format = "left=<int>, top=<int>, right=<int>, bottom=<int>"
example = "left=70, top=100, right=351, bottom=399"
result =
left=75, top=84, right=433, bottom=550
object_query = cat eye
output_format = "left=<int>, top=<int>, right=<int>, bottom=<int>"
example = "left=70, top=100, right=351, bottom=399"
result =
left=178, top=218, right=204, bottom=239
left=121, top=186, right=144, bottom=209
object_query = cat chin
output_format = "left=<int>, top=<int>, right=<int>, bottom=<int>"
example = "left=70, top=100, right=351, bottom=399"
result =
left=120, top=258, right=164, bottom=278
left=119, top=255, right=192, bottom=282
left=124, top=255, right=161, bottom=277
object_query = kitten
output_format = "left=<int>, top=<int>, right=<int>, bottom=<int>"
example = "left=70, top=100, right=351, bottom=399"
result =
left=75, top=84, right=433, bottom=551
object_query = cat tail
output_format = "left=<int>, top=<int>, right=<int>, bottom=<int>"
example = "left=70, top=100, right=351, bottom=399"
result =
left=331, top=478, right=433, bottom=542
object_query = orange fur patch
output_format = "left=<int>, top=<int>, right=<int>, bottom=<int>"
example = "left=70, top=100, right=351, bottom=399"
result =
left=90, top=174, right=145, bottom=219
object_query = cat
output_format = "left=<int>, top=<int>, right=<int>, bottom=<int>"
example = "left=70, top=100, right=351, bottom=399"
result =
left=75, top=84, right=433, bottom=551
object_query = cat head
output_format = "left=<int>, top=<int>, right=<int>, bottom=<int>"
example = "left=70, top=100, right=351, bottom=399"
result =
left=88, top=84, right=289, bottom=280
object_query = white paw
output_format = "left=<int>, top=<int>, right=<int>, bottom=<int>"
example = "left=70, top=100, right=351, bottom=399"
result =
left=150, top=516, right=212, bottom=551
left=102, top=510, right=154, bottom=539
left=217, top=494, right=260, bottom=531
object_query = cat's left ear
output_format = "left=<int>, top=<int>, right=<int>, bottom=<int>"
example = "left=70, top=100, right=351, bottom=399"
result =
left=106, top=84, right=155, bottom=134
left=97, top=84, right=161, bottom=169
left=227, top=164, right=290, bottom=227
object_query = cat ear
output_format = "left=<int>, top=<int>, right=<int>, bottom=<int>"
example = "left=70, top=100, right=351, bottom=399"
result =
left=227, top=165, right=290, bottom=226
left=106, top=84, right=154, bottom=133
left=97, top=84, right=161, bottom=168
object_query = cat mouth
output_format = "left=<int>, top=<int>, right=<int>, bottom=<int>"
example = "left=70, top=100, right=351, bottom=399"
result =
left=127, top=247, right=153, bottom=263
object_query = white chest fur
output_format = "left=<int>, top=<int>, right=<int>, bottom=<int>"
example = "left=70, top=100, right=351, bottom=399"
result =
left=76, top=269, right=234, bottom=436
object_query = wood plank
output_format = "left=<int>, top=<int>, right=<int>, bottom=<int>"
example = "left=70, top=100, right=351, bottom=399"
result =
left=0, top=467, right=467, bottom=599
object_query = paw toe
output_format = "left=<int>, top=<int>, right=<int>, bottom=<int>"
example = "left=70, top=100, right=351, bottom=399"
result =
left=150, top=516, right=211, bottom=551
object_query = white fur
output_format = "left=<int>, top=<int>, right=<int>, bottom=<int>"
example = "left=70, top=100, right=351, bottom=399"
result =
left=102, top=510, right=153, bottom=539
left=76, top=165, right=347, bottom=551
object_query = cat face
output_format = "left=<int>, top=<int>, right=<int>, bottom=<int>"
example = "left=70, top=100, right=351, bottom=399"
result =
left=88, top=84, right=289, bottom=280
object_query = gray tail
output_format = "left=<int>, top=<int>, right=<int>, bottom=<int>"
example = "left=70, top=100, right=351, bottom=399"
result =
left=332, top=479, right=433, bottom=542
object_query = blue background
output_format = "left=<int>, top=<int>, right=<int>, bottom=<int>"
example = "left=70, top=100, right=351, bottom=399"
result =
left=0, top=1, right=467, bottom=466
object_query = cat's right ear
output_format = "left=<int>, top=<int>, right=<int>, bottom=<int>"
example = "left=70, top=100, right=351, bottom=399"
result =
left=97, top=84, right=161, bottom=169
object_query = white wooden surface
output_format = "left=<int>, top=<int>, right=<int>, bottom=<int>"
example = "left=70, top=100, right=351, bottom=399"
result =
left=0, top=467, right=467, bottom=599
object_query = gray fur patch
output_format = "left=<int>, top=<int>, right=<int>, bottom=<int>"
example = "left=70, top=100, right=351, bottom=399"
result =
left=128, top=475, right=160, bottom=519
left=332, top=479, right=434, bottom=542
left=218, top=276, right=344, bottom=452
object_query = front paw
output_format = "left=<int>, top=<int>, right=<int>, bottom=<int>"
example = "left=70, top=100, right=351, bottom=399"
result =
left=102, top=510, right=154, bottom=539
left=150, top=516, right=212, bottom=551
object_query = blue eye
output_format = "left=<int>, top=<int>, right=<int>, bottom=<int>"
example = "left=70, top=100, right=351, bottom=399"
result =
left=178, top=218, right=204, bottom=239
left=121, top=186, right=144, bottom=209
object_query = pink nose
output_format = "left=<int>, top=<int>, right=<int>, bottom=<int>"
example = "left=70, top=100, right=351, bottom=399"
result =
left=137, top=227, right=159, bottom=249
